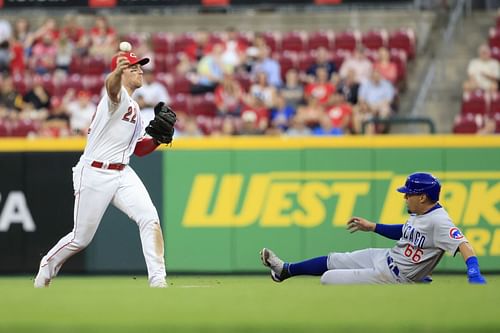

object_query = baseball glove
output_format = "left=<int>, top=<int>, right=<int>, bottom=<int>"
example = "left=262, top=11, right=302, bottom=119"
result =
left=145, top=102, right=177, bottom=144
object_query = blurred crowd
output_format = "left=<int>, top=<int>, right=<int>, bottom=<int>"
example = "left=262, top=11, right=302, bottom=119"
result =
left=455, top=11, right=500, bottom=134
left=0, top=14, right=415, bottom=138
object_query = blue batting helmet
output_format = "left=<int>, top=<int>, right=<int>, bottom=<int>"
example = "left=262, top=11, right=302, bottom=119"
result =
left=397, top=172, right=441, bottom=202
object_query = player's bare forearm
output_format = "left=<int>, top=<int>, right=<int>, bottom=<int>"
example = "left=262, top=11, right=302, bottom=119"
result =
left=106, top=70, right=123, bottom=103
left=459, top=242, right=476, bottom=261
left=347, top=217, right=376, bottom=233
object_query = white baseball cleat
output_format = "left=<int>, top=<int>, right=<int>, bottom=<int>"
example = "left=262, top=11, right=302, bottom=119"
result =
left=150, top=279, right=168, bottom=288
left=260, top=248, right=290, bottom=282
left=33, top=264, right=51, bottom=288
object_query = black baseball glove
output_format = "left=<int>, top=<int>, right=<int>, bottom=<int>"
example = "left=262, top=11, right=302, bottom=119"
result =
left=145, top=102, right=177, bottom=144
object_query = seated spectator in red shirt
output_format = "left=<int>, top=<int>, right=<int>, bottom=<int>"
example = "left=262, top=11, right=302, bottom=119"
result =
left=9, top=39, right=25, bottom=75
left=89, top=15, right=117, bottom=59
left=241, top=95, right=269, bottom=132
left=30, top=34, right=57, bottom=74
left=32, top=18, right=59, bottom=46
left=215, top=72, right=243, bottom=117
left=304, top=67, right=335, bottom=106
left=325, top=92, right=353, bottom=134
left=373, top=47, right=398, bottom=84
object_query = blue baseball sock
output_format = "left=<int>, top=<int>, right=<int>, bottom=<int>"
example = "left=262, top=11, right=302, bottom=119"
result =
left=288, top=256, right=329, bottom=276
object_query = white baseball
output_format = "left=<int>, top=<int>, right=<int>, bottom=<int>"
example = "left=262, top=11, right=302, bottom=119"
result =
left=119, top=41, right=132, bottom=52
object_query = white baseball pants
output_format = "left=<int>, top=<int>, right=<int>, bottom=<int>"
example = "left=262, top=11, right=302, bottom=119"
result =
left=38, top=160, right=166, bottom=286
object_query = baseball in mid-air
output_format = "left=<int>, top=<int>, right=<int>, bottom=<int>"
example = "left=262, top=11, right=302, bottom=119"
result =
left=119, top=41, right=132, bottom=52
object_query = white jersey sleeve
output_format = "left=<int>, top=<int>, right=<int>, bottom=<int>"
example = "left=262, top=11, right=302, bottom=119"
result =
left=433, top=217, right=467, bottom=256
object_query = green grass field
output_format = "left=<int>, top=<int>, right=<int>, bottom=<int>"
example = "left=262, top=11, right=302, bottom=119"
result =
left=1, top=275, right=499, bottom=333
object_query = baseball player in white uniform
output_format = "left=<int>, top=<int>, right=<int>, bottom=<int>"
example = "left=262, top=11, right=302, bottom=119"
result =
left=34, top=49, right=170, bottom=288
left=261, top=172, right=487, bottom=285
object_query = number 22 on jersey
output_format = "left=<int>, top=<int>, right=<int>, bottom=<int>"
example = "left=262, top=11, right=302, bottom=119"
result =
left=122, top=106, right=137, bottom=123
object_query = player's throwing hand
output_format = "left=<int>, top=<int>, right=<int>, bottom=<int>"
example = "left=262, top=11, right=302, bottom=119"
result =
left=347, top=217, right=376, bottom=233
left=114, top=52, right=130, bottom=74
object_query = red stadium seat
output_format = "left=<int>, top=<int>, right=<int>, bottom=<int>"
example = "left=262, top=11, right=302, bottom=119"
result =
left=54, top=74, right=84, bottom=97
left=153, top=53, right=167, bottom=74
left=388, top=29, right=416, bottom=59
left=281, top=32, right=306, bottom=53
left=489, top=91, right=500, bottom=116
left=452, top=114, right=480, bottom=134
left=489, top=28, right=500, bottom=49
left=234, top=73, right=252, bottom=92
left=331, top=49, right=348, bottom=69
left=11, top=119, right=40, bottom=137
left=12, top=74, right=28, bottom=95
left=208, top=32, right=224, bottom=45
left=82, top=75, right=105, bottom=96
left=259, top=32, right=279, bottom=53
left=151, top=32, right=172, bottom=54
left=333, top=31, right=359, bottom=52
left=172, top=33, right=195, bottom=54
left=191, top=93, right=217, bottom=117
left=491, top=47, right=500, bottom=62
left=361, top=30, right=387, bottom=51
left=297, top=51, right=316, bottom=72
left=165, top=54, right=181, bottom=73
left=0, top=119, right=11, bottom=137
left=40, top=74, right=55, bottom=96
left=122, top=32, right=148, bottom=49
left=390, top=49, right=408, bottom=83
left=169, top=93, right=191, bottom=114
left=171, top=74, right=192, bottom=94
left=68, top=56, right=83, bottom=74
left=461, top=90, right=488, bottom=116
left=274, top=52, right=297, bottom=81
left=82, top=56, right=107, bottom=75
left=307, top=31, right=332, bottom=50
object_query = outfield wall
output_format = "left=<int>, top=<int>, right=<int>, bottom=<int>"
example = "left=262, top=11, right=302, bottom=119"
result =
left=0, top=136, right=499, bottom=274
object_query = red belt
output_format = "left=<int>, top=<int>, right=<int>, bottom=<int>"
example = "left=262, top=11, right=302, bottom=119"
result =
left=91, top=161, right=126, bottom=171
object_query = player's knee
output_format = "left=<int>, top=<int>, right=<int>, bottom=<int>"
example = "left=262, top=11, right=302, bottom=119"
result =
left=320, top=271, right=335, bottom=285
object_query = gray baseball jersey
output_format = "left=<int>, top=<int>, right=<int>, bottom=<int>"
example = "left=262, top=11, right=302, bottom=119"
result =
left=389, top=205, right=467, bottom=282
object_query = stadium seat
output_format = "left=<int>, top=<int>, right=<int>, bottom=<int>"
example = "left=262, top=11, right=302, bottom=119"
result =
left=461, top=90, right=488, bottom=116
left=122, top=32, right=148, bottom=49
left=82, top=56, right=107, bottom=75
left=260, top=32, right=279, bottom=53
left=82, top=75, right=105, bottom=96
left=491, top=47, right=500, bottom=62
left=281, top=32, right=306, bottom=53
left=275, top=52, right=297, bottom=81
left=151, top=32, right=172, bottom=54
left=0, top=119, right=11, bottom=137
left=191, top=93, right=217, bottom=117
left=331, top=49, right=348, bottom=69
left=153, top=53, right=167, bottom=74
left=390, top=49, right=408, bottom=84
left=208, top=32, right=224, bottom=45
left=233, top=73, right=252, bottom=92
left=165, top=54, right=181, bottom=73
left=489, top=27, right=500, bottom=49
left=10, top=119, right=39, bottom=137
left=333, top=31, right=359, bottom=52
left=388, top=29, right=416, bottom=59
left=12, top=74, right=28, bottom=95
left=169, top=93, right=191, bottom=114
left=173, top=33, right=195, bottom=54
left=452, top=114, right=480, bottom=134
left=40, top=74, right=55, bottom=96
left=68, top=56, right=83, bottom=74
left=297, top=51, right=316, bottom=72
left=307, top=31, right=332, bottom=50
left=361, top=30, right=387, bottom=51
left=171, top=74, right=192, bottom=94
left=54, top=74, right=84, bottom=97
left=489, top=91, right=500, bottom=116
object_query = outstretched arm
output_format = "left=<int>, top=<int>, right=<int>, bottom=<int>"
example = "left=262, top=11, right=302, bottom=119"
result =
left=134, top=137, right=159, bottom=157
left=106, top=52, right=129, bottom=104
left=347, top=217, right=403, bottom=240
left=459, top=242, right=486, bottom=284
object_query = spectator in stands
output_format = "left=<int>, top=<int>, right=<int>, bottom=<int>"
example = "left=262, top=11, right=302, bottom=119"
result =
left=373, top=47, right=398, bottom=84
left=0, top=76, right=23, bottom=115
left=184, top=29, right=212, bottom=62
left=174, top=115, right=203, bottom=137
left=246, top=71, right=277, bottom=109
left=270, top=92, right=295, bottom=133
left=30, top=33, right=57, bottom=74
left=339, top=46, right=372, bottom=84
left=0, top=38, right=9, bottom=73
left=55, top=32, right=74, bottom=73
left=0, top=18, right=12, bottom=46
left=241, top=46, right=259, bottom=73
left=221, top=26, right=247, bottom=69
left=352, top=101, right=376, bottom=135
left=358, top=69, right=395, bottom=121
left=133, top=69, right=171, bottom=108
left=9, top=37, right=25, bottom=75
left=65, top=89, right=96, bottom=136
left=280, top=68, right=304, bottom=108
left=23, top=75, right=51, bottom=116
left=190, top=43, right=226, bottom=94
left=304, top=67, right=336, bottom=106
left=32, top=18, right=59, bottom=46
left=241, top=95, right=269, bottom=132
left=251, top=45, right=282, bottom=87
left=325, top=92, right=353, bottom=134
left=40, top=96, right=70, bottom=137
left=13, top=18, right=35, bottom=55
left=465, top=44, right=500, bottom=91
left=296, top=95, right=324, bottom=129
left=306, top=47, right=336, bottom=82
left=336, top=68, right=360, bottom=105
left=214, top=72, right=243, bottom=117
left=61, top=14, right=87, bottom=51
left=89, top=15, right=117, bottom=59
left=239, top=110, right=265, bottom=135
left=286, top=113, right=312, bottom=136
left=312, top=114, right=343, bottom=136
